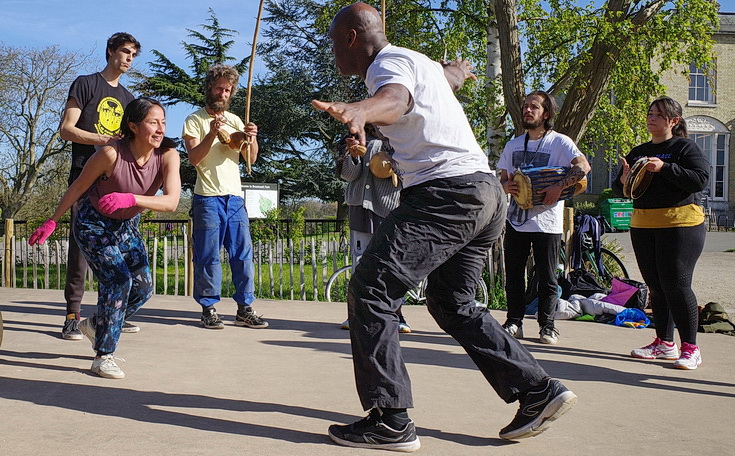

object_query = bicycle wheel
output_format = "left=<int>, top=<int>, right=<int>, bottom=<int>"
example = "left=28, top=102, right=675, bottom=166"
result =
left=404, top=278, right=488, bottom=307
left=580, top=248, right=628, bottom=289
left=475, top=279, right=489, bottom=307
left=325, top=265, right=353, bottom=303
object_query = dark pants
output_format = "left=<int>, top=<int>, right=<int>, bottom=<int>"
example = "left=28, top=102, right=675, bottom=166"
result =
left=630, top=224, right=705, bottom=345
left=64, top=201, right=88, bottom=315
left=503, top=225, right=561, bottom=330
left=347, top=175, right=548, bottom=411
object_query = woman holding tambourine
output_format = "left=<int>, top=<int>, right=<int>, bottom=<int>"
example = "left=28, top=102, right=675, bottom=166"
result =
left=613, top=96, right=709, bottom=370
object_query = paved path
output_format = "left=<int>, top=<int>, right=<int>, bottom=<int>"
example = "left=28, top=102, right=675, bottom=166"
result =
left=1, top=289, right=734, bottom=455
left=604, top=231, right=735, bottom=313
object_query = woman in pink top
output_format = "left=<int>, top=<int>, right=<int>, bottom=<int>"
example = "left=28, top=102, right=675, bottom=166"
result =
left=29, top=97, right=181, bottom=379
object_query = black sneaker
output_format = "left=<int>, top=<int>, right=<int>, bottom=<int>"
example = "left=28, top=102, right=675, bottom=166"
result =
left=328, top=408, right=420, bottom=452
left=122, top=321, right=140, bottom=333
left=499, top=378, right=577, bottom=440
left=235, top=306, right=269, bottom=328
left=62, top=316, right=83, bottom=340
left=201, top=307, right=225, bottom=329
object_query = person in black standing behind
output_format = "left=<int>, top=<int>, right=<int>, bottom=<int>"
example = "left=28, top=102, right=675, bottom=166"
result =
left=58, top=32, right=141, bottom=340
left=614, top=96, right=709, bottom=370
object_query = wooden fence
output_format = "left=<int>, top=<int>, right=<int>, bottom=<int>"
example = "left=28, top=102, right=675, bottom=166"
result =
left=1, top=218, right=502, bottom=302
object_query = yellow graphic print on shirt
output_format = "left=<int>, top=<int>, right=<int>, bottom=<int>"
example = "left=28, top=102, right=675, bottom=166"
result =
left=95, top=97, right=125, bottom=136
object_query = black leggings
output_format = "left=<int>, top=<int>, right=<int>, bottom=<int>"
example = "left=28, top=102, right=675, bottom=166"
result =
left=630, top=224, right=705, bottom=345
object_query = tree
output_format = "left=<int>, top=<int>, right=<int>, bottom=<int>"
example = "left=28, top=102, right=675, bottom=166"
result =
left=0, top=44, right=89, bottom=223
left=497, top=0, right=719, bottom=157
left=130, top=8, right=250, bottom=192
left=255, top=0, right=495, bottom=215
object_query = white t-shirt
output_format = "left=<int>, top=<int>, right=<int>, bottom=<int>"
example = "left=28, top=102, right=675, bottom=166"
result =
left=365, top=44, right=490, bottom=188
left=497, top=130, right=582, bottom=234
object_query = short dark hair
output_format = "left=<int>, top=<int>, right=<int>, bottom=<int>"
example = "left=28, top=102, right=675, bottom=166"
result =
left=121, top=97, right=176, bottom=149
left=106, top=32, right=141, bottom=61
left=649, top=96, right=688, bottom=138
left=526, top=90, right=556, bottom=130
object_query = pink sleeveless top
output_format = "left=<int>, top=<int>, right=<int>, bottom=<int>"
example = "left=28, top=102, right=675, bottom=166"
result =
left=89, top=140, right=165, bottom=220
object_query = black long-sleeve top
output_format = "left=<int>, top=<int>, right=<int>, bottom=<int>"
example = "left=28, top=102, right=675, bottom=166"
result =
left=612, top=136, right=709, bottom=209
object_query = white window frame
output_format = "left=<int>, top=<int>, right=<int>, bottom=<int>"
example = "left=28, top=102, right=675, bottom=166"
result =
left=688, top=62, right=716, bottom=105
left=691, top=133, right=728, bottom=201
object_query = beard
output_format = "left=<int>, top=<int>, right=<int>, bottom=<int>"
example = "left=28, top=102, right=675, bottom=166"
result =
left=205, top=91, right=231, bottom=113
left=522, top=117, right=545, bottom=130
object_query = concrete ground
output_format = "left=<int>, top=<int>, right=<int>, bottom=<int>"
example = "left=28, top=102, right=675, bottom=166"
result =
left=1, top=281, right=734, bottom=455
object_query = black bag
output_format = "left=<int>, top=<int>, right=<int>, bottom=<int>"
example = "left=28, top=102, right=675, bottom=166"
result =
left=616, top=278, right=649, bottom=310
left=561, top=269, right=608, bottom=299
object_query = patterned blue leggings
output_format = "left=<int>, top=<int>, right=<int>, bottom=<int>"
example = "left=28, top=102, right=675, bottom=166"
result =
left=75, top=198, right=153, bottom=355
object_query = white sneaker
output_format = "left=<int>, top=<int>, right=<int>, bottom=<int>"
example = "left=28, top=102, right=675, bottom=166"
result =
left=398, top=322, right=412, bottom=333
left=673, top=343, right=702, bottom=370
left=539, top=326, right=559, bottom=345
left=631, top=338, right=678, bottom=360
left=91, top=354, right=125, bottom=379
left=79, top=318, right=96, bottom=345
left=503, top=323, right=524, bottom=339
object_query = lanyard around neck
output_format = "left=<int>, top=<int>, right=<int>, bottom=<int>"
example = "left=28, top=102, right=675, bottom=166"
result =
left=522, top=129, right=548, bottom=166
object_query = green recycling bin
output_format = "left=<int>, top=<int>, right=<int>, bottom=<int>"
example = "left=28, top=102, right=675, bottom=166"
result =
left=600, top=198, right=633, bottom=231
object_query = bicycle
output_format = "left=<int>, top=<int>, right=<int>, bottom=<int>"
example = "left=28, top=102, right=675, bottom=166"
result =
left=524, top=220, right=629, bottom=303
left=325, top=264, right=489, bottom=307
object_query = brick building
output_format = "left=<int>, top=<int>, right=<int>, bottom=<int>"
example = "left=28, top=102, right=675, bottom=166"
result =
left=589, top=12, right=735, bottom=227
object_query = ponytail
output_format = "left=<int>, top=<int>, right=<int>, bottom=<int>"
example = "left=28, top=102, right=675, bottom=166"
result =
left=649, top=96, right=688, bottom=138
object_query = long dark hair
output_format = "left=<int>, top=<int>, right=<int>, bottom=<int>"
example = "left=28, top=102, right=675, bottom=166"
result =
left=527, top=90, right=556, bottom=130
left=649, top=96, right=688, bottom=138
left=120, top=97, right=177, bottom=149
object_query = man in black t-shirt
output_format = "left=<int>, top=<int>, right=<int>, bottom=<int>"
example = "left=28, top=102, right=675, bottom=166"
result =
left=57, top=32, right=140, bottom=340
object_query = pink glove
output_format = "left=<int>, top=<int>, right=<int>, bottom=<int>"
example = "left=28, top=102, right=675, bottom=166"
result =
left=98, top=192, right=137, bottom=214
left=29, top=219, right=57, bottom=246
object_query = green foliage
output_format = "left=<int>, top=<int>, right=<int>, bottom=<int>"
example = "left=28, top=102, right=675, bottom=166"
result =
left=573, top=200, right=597, bottom=216
left=130, top=8, right=249, bottom=108
left=597, top=188, right=615, bottom=205
left=250, top=207, right=283, bottom=243
left=517, top=0, right=718, bottom=156
left=289, top=206, right=306, bottom=242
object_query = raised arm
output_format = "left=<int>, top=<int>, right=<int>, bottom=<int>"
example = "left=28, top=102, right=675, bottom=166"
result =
left=441, top=58, right=477, bottom=93
left=311, top=83, right=411, bottom=146
left=241, top=122, right=259, bottom=165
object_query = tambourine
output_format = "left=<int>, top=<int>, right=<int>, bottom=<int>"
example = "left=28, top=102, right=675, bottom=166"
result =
left=512, top=166, right=587, bottom=210
left=623, top=157, right=653, bottom=199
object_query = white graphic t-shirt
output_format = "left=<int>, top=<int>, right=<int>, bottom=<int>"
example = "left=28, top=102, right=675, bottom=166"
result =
left=497, top=130, right=582, bottom=234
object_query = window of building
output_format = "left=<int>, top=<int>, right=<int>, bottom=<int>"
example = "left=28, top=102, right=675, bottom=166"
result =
left=691, top=133, right=728, bottom=200
left=688, top=62, right=715, bottom=104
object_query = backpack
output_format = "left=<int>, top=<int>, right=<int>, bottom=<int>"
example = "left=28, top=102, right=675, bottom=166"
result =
left=561, top=269, right=609, bottom=299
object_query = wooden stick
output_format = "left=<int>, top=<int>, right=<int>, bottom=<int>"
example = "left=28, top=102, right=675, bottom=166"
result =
left=245, top=0, right=266, bottom=176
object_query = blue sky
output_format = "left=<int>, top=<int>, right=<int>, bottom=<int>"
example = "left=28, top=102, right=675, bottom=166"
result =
left=0, top=0, right=266, bottom=134
left=2, top=0, right=734, bottom=133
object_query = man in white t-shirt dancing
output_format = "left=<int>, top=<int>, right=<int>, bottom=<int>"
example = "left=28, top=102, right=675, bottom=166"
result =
left=312, top=3, right=577, bottom=452
left=498, top=91, right=591, bottom=345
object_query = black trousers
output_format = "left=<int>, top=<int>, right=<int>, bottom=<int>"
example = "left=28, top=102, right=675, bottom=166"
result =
left=347, top=174, right=548, bottom=411
left=64, top=201, right=88, bottom=315
left=630, top=224, right=705, bottom=345
left=503, top=224, right=561, bottom=330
